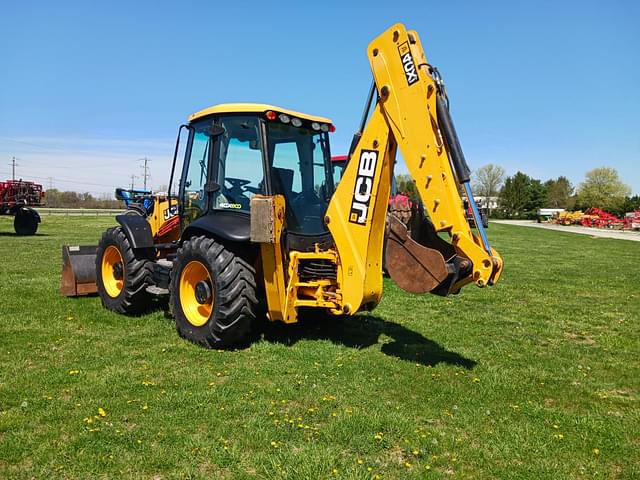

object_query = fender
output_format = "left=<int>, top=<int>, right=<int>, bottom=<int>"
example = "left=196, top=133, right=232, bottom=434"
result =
left=17, top=207, right=41, bottom=223
left=116, top=213, right=154, bottom=249
left=181, top=211, right=250, bottom=243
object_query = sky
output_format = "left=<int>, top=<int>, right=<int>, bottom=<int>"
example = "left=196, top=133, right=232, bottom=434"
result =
left=1, top=0, right=638, bottom=197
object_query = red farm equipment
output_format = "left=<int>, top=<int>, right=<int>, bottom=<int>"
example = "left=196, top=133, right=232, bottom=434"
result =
left=579, top=208, right=624, bottom=229
left=0, top=180, right=44, bottom=235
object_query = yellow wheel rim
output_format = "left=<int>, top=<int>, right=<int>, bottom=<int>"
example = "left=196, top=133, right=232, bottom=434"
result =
left=101, top=245, right=124, bottom=298
left=179, top=260, right=214, bottom=327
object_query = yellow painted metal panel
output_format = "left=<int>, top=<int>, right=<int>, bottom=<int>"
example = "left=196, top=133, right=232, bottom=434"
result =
left=189, top=103, right=333, bottom=124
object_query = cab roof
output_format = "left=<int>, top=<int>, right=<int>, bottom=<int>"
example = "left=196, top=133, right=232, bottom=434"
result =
left=188, top=103, right=333, bottom=125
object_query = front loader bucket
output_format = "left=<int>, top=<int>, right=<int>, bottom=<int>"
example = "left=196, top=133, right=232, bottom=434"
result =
left=61, top=245, right=98, bottom=296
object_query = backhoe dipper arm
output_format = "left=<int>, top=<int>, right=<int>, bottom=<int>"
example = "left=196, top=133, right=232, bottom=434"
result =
left=326, top=23, right=503, bottom=314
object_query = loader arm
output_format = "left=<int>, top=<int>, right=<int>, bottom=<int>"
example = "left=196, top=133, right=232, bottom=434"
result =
left=326, top=23, right=503, bottom=314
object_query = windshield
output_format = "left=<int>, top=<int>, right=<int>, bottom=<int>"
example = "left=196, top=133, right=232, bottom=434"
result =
left=267, top=122, right=333, bottom=235
left=211, top=116, right=264, bottom=212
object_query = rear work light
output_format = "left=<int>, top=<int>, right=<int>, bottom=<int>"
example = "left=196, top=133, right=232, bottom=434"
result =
left=265, top=110, right=277, bottom=121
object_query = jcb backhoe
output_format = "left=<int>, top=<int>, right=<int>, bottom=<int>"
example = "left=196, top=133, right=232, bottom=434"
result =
left=62, top=23, right=503, bottom=348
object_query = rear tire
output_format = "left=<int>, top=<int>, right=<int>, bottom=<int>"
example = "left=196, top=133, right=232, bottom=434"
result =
left=96, top=227, right=154, bottom=314
left=170, top=236, right=257, bottom=349
left=14, top=209, right=38, bottom=235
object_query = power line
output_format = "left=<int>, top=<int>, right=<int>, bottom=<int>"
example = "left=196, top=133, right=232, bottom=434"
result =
left=0, top=170, right=119, bottom=189
left=9, top=157, right=19, bottom=180
left=140, top=157, right=151, bottom=190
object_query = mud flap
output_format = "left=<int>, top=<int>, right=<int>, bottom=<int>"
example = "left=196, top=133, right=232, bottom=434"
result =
left=386, top=215, right=450, bottom=294
left=61, top=245, right=98, bottom=296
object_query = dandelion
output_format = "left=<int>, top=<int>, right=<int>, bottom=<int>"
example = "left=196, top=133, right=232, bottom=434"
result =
left=405, top=461, right=412, bottom=468
left=553, top=424, right=559, bottom=429
left=97, top=407, right=107, bottom=417
left=142, top=404, right=149, bottom=411
left=142, top=380, right=155, bottom=386
left=553, top=433, right=564, bottom=440
left=472, top=377, right=480, bottom=383
left=332, top=468, right=338, bottom=475
left=593, top=448, right=600, bottom=455
left=357, top=459, right=363, bottom=465
left=68, top=369, right=80, bottom=375
left=270, top=440, right=280, bottom=448
left=374, top=432, right=383, bottom=441
left=412, top=449, right=419, bottom=456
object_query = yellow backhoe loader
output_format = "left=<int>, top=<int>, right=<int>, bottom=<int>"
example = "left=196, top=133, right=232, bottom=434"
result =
left=62, top=23, right=503, bottom=348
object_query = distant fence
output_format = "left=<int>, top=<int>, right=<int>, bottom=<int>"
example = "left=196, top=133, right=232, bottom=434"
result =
left=38, top=208, right=125, bottom=216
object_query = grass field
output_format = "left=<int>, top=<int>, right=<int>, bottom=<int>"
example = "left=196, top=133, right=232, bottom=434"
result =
left=1, top=216, right=639, bottom=479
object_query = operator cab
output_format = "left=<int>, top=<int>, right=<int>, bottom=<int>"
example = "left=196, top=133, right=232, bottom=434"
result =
left=178, top=103, right=335, bottom=248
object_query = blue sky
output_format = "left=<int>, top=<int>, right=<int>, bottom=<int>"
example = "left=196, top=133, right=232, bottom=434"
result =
left=0, top=0, right=638, bottom=196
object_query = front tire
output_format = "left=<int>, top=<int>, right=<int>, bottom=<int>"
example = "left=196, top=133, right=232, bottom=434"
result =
left=170, top=236, right=257, bottom=349
left=14, top=209, right=38, bottom=235
left=96, top=227, right=154, bottom=314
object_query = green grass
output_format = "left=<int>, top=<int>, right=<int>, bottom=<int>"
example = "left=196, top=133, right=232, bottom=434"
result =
left=0, top=215, right=639, bottom=479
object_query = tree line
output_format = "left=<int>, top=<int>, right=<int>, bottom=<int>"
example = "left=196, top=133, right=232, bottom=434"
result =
left=43, top=189, right=122, bottom=209
left=395, top=165, right=639, bottom=219
left=475, top=165, right=639, bottom=218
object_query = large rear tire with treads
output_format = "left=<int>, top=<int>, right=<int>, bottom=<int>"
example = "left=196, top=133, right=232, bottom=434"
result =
left=170, top=236, right=257, bottom=349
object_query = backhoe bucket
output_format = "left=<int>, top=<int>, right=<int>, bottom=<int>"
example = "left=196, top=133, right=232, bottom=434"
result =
left=61, top=245, right=98, bottom=296
left=385, top=215, right=449, bottom=294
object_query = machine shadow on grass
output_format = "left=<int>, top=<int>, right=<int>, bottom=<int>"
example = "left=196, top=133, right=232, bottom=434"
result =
left=154, top=301, right=474, bottom=368
left=0, top=232, right=50, bottom=237
left=255, top=313, right=477, bottom=369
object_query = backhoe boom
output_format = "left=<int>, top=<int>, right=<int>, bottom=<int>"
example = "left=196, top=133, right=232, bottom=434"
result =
left=326, top=23, right=503, bottom=314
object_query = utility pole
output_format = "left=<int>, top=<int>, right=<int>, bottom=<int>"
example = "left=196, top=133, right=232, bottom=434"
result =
left=9, top=157, right=19, bottom=181
left=130, top=174, right=137, bottom=190
left=48, top=177, right=54, bottom=190
left=140, top=157, right=151, bottom=191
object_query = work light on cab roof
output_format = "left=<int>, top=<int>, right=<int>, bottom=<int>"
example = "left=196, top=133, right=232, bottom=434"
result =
left=264, top=109, right=334, bottom=132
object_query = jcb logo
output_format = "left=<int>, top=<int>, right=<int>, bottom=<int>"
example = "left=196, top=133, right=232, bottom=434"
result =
left=398, top=42, right=418, bottom=85
left=163, top=205, right=178, bottom=220
left=349, top=150, right=378, bottom=225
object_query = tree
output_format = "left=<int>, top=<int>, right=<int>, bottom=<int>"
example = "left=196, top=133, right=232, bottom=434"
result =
left=472, top=164, right=506, bottom=198
left=613, top=195, right=640, bottom=217
left=576, top=167, right=631, bottom=211
left=499, top=172, right=531, bottom=216
left=394, top=174, right=419, bottom=203
left=544, top=176, right=574, bottom=209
